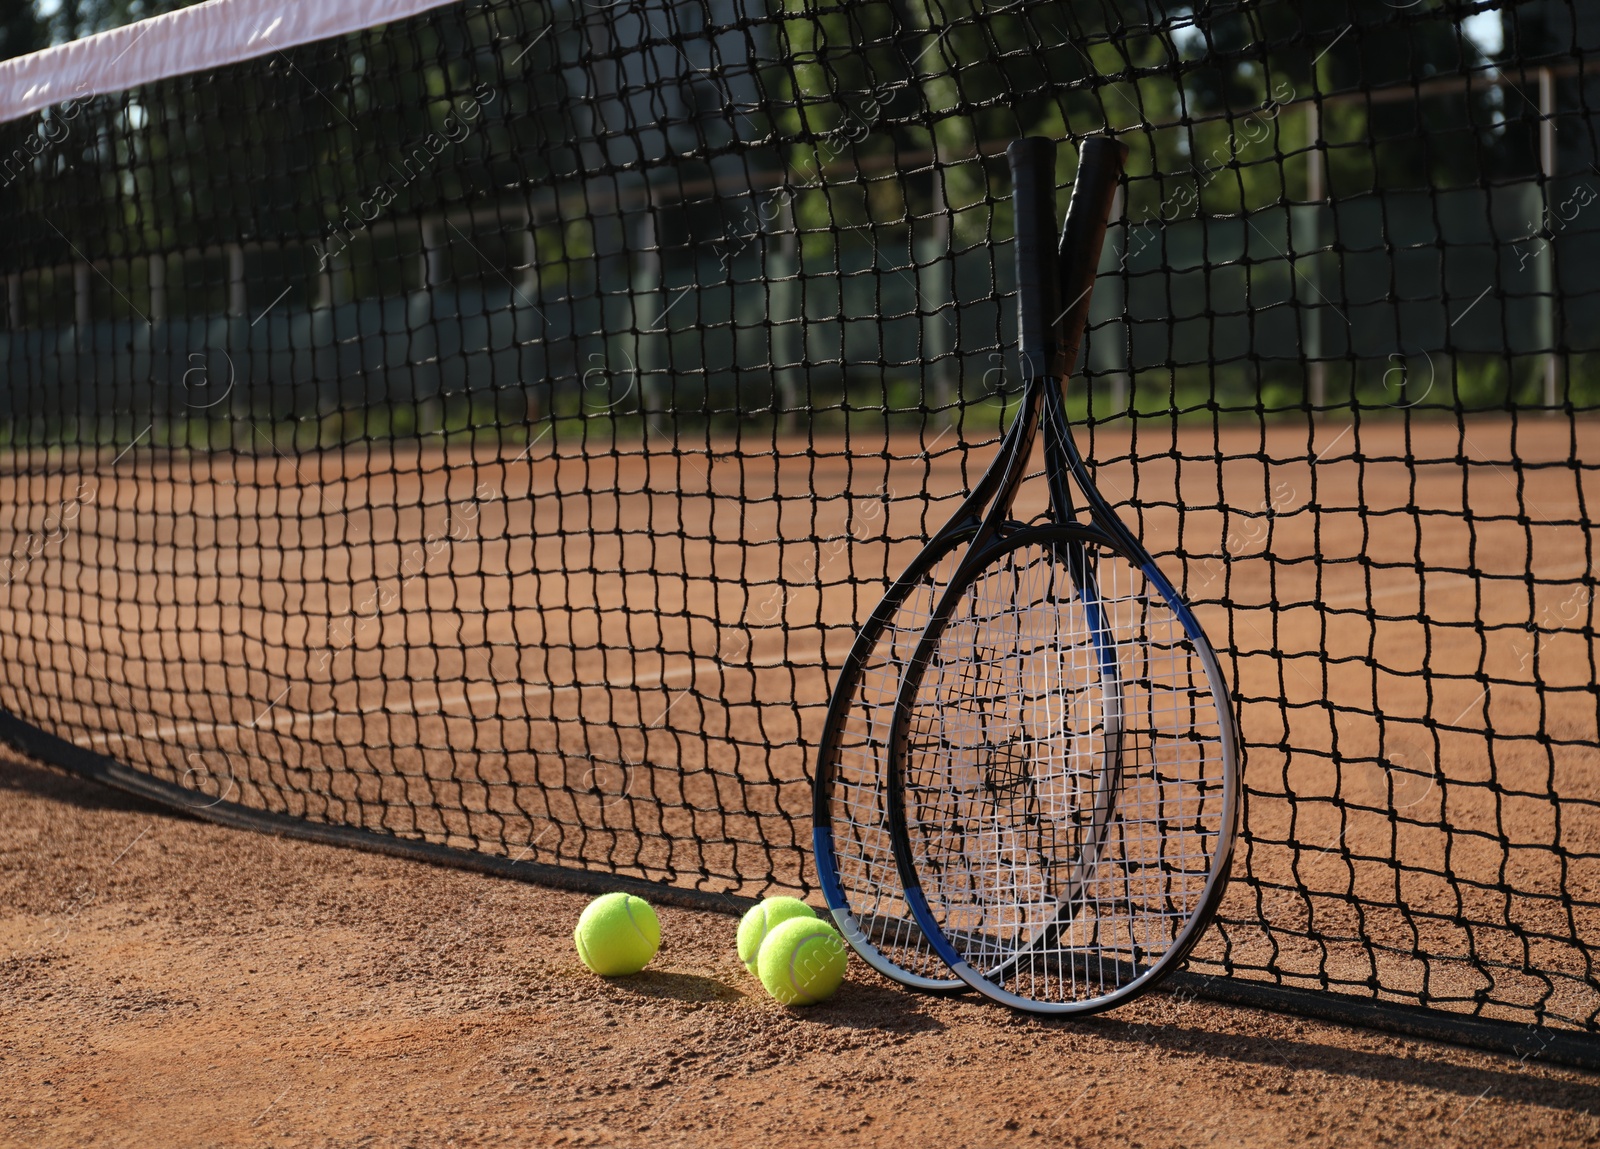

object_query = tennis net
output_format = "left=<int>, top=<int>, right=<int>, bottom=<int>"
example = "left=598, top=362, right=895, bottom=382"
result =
left=0, top=0, right=1595, bottom=1061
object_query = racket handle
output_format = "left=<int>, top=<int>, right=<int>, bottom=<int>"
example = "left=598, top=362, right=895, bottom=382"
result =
left=1008, top=137, right=1061, bottom=381
left=1057, top=135, right=1129, bottom=371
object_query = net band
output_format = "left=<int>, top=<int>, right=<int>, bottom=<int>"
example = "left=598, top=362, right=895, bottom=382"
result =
left=0, top=0, right=459, bottom=125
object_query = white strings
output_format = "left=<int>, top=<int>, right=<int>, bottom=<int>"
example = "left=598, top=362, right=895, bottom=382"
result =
left=901, top=537, right=1228, bottom=1004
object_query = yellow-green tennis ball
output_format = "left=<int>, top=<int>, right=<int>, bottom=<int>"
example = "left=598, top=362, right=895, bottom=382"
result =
left=736, top=897, right=817, bottom=974
left=573, top=892, right=660, bottom=976
left=756, top=916, right=848, bottom=1006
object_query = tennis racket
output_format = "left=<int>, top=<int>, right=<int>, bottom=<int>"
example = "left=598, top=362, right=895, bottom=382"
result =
left=811, top=136, right=1120, bottom=989
left=885, top=135, right=1241, bottom=1014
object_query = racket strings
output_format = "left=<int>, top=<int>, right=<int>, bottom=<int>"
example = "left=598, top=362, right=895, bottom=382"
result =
left=901, top=537, right=1228, bottom=1004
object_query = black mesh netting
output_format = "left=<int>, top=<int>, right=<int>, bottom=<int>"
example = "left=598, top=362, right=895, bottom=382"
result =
left=0, top=0, right=1595, bottom=1044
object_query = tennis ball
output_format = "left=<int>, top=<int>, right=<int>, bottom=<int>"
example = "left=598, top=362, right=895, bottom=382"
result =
left=736, top=896, right=817, bottom=974
left=573, top=892, right=660, bottom=976
left=756, top=915, right=848, bottom=1006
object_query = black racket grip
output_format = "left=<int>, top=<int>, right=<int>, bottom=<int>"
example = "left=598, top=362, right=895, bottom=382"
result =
left=1057, top=135, right=1128, bottom=371
left=1008, top=137, right=1061, bottom=381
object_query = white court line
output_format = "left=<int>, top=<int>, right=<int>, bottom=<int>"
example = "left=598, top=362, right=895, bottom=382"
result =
left=1209, top=563, right=1587, bottom=617
left=1298, top=561, right=1592, bottom=612
left=79, top=556, right=1594, bottom=750
left=85, top=641, right=861, bottom=749
left=67, top=555, right=1597, bottom=751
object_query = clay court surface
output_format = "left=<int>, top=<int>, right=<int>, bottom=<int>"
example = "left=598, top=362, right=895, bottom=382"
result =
left=0, top=414, right=1597, bottom=1143
left=3, top=748, right=1599, bottom=1149
left=1, top=416, right=1594, bottom=971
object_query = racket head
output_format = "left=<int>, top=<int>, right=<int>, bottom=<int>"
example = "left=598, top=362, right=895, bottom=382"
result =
left=887, top=523, right=1240, bottom=1014
left=812, top=527, right=976, bottom=991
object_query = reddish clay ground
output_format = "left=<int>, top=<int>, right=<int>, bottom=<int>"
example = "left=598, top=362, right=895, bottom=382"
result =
left=3, top=747, right=1597, bottom=1149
